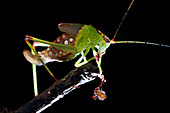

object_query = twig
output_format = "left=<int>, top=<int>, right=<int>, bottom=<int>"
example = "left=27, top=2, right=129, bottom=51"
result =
left=15, top=62, right=99, bottom=113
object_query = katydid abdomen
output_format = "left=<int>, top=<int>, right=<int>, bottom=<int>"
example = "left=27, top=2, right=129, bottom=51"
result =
left=39, top=33, right=77, bottom=62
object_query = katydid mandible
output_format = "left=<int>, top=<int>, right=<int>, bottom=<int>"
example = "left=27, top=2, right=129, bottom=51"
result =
left=23, top=0, right=169, bottom=100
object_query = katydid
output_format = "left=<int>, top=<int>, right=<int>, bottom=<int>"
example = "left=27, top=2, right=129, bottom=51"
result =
left=23, top=0, right=169, bottom=100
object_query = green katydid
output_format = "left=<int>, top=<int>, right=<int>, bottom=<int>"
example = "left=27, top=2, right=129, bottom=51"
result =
left=23, top=0, right=169, bottom=100
left=23, top=23, right=111, bottom=100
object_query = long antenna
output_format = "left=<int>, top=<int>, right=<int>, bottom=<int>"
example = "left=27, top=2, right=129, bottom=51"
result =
left=112, top=0, right=135, bottom=41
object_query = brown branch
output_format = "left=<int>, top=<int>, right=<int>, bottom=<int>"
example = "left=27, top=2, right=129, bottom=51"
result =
left=15, top=62, right=99, bottom=113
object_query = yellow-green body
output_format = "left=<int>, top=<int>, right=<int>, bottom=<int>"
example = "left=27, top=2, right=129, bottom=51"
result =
left=75, top=25, right=105, bottom=52
left=26, top=24, right=111, bottom=63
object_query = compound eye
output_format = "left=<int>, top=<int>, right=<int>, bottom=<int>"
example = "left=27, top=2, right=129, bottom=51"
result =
left=104, top=35, right=111, bottom=43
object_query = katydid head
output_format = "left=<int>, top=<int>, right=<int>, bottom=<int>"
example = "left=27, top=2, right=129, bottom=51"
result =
left=99, top=35, right=115, bottom=54
left=103, top=35, right=112, bottom=49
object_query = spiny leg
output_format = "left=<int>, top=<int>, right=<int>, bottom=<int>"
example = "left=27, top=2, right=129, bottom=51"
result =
left=92, top=49, right=103, bottom=76
left=24, top=39, right=59, bottom=96
left=31, top=49, right=38, bottom=97
left=92, top=48, right=106, bottom=100
left=32, top=41, right=50, bottom=96
left=24, top=41, right=40, bottom=96
left=25, top=38, right=58, bottom=82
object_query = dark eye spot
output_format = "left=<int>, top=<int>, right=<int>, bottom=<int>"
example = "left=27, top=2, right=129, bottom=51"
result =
left=104, top=35, right=111, bottom=43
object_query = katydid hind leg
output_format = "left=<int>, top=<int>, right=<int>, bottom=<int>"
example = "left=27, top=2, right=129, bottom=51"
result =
left=31, top=43, right=39, bottom=97
left=32, top=56, right=38, bottom=97
left=26, top=35, right=78, bottom=54
left=24, top=39, right=58, bottom=84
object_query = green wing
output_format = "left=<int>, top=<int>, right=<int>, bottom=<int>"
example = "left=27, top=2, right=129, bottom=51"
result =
left=27, top=36, right=78, bottom=54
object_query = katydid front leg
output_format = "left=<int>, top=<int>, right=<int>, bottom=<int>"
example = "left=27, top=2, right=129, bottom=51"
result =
left=92, top=48, right=107, bottom=100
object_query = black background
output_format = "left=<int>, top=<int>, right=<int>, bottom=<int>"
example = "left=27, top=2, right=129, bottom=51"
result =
left=0, top=0, right=169, bottom=112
